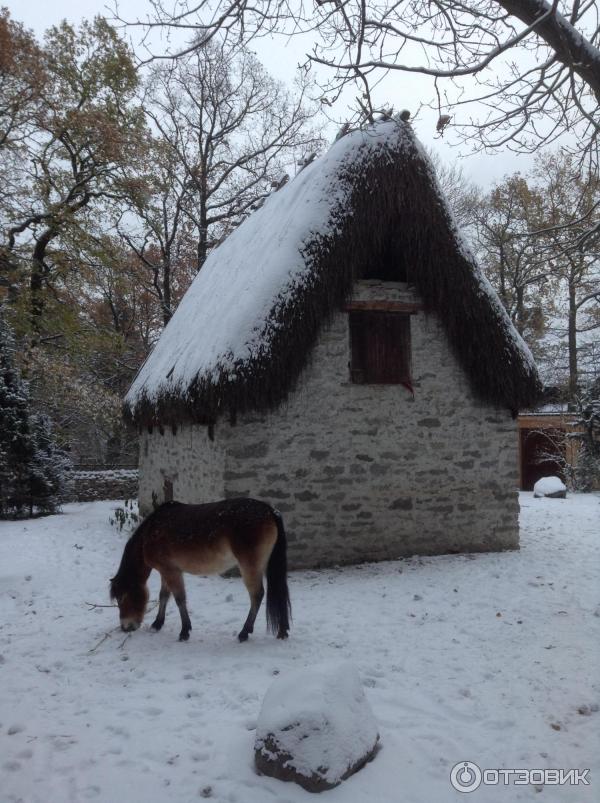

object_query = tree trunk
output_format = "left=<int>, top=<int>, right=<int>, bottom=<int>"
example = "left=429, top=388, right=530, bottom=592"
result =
left=515, top=285, right=525, bottom=334
left=162, top=261, right=172, bottom=326
left=196, top=168, right=209, bottom=273
left=568, top=279, right=578, bottom=397
left=197, top=225, right=208, bottom=273
left=498, top=243, right=509, bottom=309
left=30, top=227, right=57, bottom=337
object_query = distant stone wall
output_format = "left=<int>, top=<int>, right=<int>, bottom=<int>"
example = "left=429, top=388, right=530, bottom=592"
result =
left=67, top=469, right=138, bottom=503
left=137, top=281, right=519, bottom=568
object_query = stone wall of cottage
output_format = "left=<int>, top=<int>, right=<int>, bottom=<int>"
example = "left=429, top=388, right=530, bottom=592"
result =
left=138, top=424, right=225, bottom=512
left=138, top=281, right=519, bottom=567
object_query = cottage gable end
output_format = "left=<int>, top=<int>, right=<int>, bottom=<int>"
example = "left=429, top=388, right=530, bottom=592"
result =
left=125, top=120, right=541, bottom=431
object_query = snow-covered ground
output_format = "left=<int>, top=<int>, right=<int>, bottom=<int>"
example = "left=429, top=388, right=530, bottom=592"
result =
left=0, top=494, right=598, bottom=803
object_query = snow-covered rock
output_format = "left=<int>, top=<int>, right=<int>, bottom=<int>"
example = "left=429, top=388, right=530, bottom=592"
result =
left=254, top=662, right=379, bottom=792
left=533, top=476, right=567, bottom=499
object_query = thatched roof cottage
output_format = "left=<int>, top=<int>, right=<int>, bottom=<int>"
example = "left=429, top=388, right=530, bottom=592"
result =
left=125, top=119, right=542, bottom=568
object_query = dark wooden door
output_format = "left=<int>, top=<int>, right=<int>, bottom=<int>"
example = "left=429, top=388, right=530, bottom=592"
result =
left=520, top=428, right=565, bottom=491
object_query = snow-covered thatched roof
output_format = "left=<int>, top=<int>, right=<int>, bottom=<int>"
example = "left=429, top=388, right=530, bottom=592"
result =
left=124, top=119, right=542, bottom=429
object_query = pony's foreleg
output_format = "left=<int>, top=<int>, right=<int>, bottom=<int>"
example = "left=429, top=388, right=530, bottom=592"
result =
left=238, top=568, right=265, bottom=642
left=161, top=568, right=192, bottom=641
left=150, top=577, right=171, bottom=631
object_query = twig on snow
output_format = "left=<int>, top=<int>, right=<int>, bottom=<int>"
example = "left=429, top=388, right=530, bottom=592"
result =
left=88, top=630, right=118, bottom=653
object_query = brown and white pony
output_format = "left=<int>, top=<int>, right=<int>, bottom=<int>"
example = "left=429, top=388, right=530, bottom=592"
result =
left=110, top=498, right=291, bottom=642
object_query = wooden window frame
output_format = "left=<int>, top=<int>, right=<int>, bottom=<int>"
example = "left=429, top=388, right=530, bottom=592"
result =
left=348, top=307, right=414, bottom=386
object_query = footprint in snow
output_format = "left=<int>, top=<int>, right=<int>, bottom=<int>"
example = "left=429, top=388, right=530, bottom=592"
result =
left=106, top=724, right=130, bottom=738
left=365, top=667, right=385, bottom=678
left=7, top=724, right=24, bottom=735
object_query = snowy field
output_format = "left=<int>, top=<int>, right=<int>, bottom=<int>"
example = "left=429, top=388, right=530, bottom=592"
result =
left=0, top=493, right=598, bottom=803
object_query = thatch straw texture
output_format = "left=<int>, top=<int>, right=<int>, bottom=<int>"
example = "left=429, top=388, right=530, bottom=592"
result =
left=125, top=120, right=541, bottom=428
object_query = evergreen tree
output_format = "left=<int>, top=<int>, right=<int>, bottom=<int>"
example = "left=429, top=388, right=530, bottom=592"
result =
left=0, top=315, right=70, bottom=517
left=28, top=413, right=72, bottom=515
left=0, top=316, right=32, bottom=514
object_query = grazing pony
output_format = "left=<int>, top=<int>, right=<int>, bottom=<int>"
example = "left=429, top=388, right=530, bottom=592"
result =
left=110, top=498, right=291, bottom=642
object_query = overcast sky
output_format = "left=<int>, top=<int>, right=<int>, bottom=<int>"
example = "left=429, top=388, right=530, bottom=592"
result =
left=10, top=0, right=533, bottom=186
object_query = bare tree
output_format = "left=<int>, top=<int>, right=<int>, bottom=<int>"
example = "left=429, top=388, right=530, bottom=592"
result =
left=426, top=148, right=480, bottom=229
left=110, top=39, right=322, bottom=329
left=466, top=154, right=599, bottom=394
left=471, top=174, right=551, bottom=340
left=118, top=1, right=599, bottom=237
left=115, top=135, right=196, bottom=326
left=129, top=39, right=322, bottom=287
left=531, top=152, right=600, bottom=394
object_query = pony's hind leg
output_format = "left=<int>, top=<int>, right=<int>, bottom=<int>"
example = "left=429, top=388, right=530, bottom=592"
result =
left=160, top=567, right=192, bottom=641
left=238, top=567, right=265, bottom=642
left=150, top=576, right=171, bottom=632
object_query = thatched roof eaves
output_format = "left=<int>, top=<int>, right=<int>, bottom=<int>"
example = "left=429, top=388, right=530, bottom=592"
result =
left=124, top=120, right=542, bottom=428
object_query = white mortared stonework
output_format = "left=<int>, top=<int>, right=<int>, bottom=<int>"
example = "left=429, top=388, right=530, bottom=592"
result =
left=138, top=281, right=519, bottom=568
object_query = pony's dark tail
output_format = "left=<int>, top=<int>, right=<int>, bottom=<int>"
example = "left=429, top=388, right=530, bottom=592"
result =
left=266, top=509, right=291, bottom=639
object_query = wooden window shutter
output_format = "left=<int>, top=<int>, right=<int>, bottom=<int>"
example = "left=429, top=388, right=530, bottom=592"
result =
left=349, top=311, right=411, bottom=385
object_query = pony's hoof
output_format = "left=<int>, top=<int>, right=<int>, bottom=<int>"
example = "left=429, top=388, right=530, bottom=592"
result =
left=238, top=631, right=249, bottom=642
left=178, top=631, right=190, bottom=642
left=150, top=621, right=163, bottom=632
left=276, top=630, right=289, bottom=640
